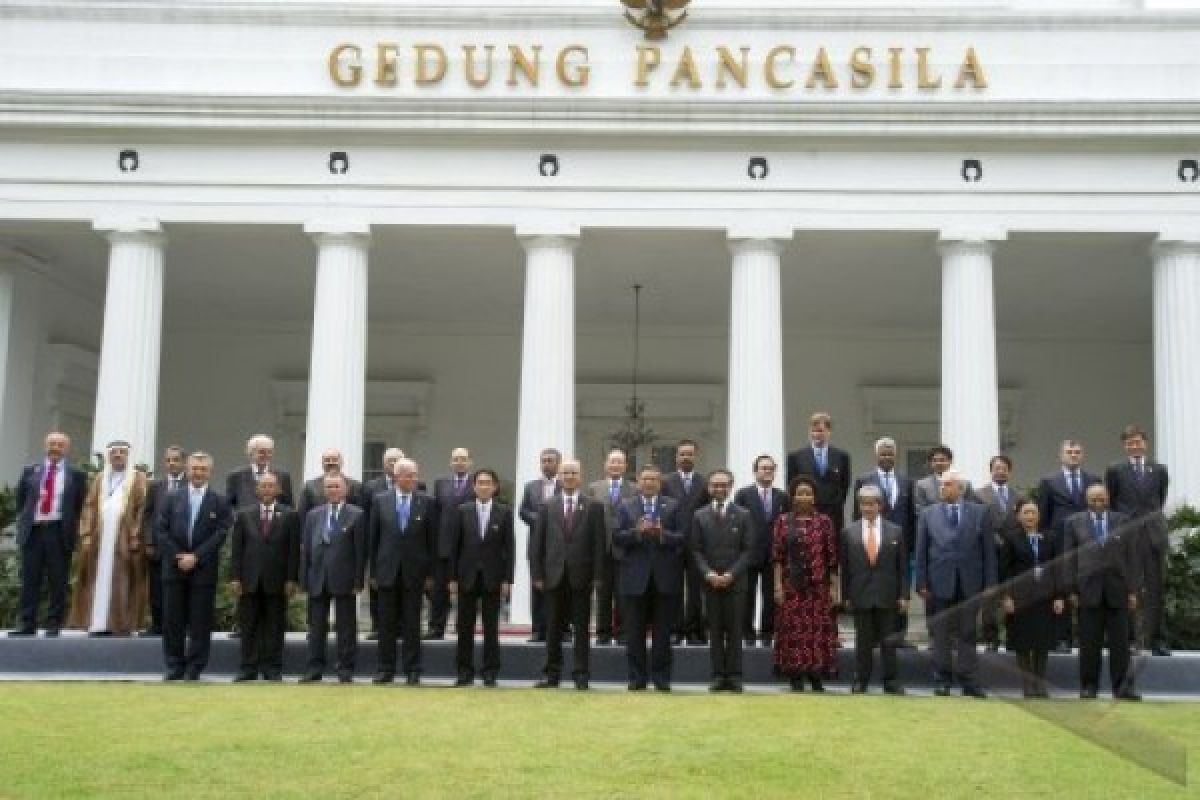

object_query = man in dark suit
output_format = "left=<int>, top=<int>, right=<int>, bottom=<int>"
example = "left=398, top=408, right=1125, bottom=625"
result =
left=225, top=434, right=294, bottom=512
left=446, top=468, right=515, bottom=687
left=661, top=439, right=709, bottom=645
left=369, top=458, right=438, bottom=685
left=297, top=448, right=366, bottom=517
left=915, top=469, right=997, bottom=698
left=140, top=445, right=187, bottom=637
left=362, top=447, right=426, bottom=641
left=614, top=465, right=683, bottom=691
left=531, top=459, right=606, bottom=690
left=732, top=455, right=788, bottom=647
left=1065, top=484, right=1142, bottom=700
left=428, top=447, right=476, bottom=640
left=976, top=455, right=1019, bottom=652
left=299, top=473, right=366, bottom=683
left=229, top=472, right=300, bottom=681
left=588, top=448, right=637, bottom=646
left=1037, top=439, right=1101, bottom=652
left=9, top=431, right=87, bottom=637
left=155, top=452, right=234, bottom=680
left=841, top=485, right=909, bottom=694
left=1105, top=425, right=1171, bottom=656
left=852, top=436, right=917, bottom=646
left=787, top=411, right=851, bottom=534
left=518, top=447, right=561, bottom=643
left=690, top=469, right=753, bottom=692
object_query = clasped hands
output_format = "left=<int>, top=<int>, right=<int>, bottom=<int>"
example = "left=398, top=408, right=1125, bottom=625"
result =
left=706, top=571, right=734, bottom=590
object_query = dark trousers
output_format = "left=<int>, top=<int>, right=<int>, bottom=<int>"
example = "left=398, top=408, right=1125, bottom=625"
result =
left=456, top=574, right=502, bottom=678
left=1014, top=649, right=1049, bottom=695
left=426, top=560, right=449, bottom=634
left=306, top=592, right=357, bottom=677
left=743, top=564, right=775, bottom=640
left=17, top=522, right=69, bottom=631
left=595, top=552, right=621, bottom=638
left=624, top=582, right=676, bottom=686
left=545, top=578, right=592, bottom=679
left=368, top=586, right=380, bottom=633
left=928, top=591, right=981, bottom=688
left=1051, top=531, right=1075, bottom=646
left=677, top=559, right=706, bottom=638
left=146, top=556, right=164, bottom=633
left=237, top=590, right=287, bottom=676
left=378, top=582, right=423, bottom=675
left=853, top=606, right=899, bottom=686
left=1079, top=604, right=1133, bottom=694
left=704, top=588, right=745, bottom=682
left=531, top=584, right=546, bottom=636
left=1139, top=545, right=1168, bottom=648
left=163, top=578, right=217, bottom=676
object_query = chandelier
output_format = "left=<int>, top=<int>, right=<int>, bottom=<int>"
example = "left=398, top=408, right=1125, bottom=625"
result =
left=608, top=283, right=656, bottom=472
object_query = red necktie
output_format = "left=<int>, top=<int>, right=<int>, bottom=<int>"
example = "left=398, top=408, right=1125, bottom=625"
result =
left=39, top=461, right=57, bottom=515
left=261, top=508, right=272, bottom=540
left=565, top=497, right=575, bottom=538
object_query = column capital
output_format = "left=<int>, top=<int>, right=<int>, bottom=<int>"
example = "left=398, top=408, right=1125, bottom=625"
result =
left=303, top=220, right=371, bottom=242
left=93, top=217, right=164, bottom=245
left=726, top=224, right=793, bottom=248
left=515, top=222, right=581, bottom=245
left=937, top=226, right=1008, bottom=253
left=1152, top=234, right=1200, bottom=260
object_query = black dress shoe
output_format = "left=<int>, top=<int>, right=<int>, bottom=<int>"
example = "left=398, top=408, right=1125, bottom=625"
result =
left=574, top=677, right=590, bottom=691
left=527, top=633, right=546, bottom=643
left=728, top=681, right=744, bottom=693
left=534, top=678, right=560, bottom=689
left=365, top=631, right=378, bottom=641
left=883, top=683, right=906, bottom=696
left=962, top=686, right=988, bottom=699
left=671, top=634, right=685, bottom=646
left=8, top=628, right=35, bottom=637
left=985, top=642, right=1000, bottom=653
left=405, top=673, right=421, bottom=686
left=137, top=629, right=161, bottom=638
left=299, top=672, right=322, bottom=683
left=896, top=639, right=916, bottom=649
left=709, top=681, right=725, bottom=692
left=1055, top=642, right=1072, bottom=654
left=163, top=671, right=185, bottom=682
left=372, top=673, right=394, bottom=684
left=809, top=675, right=825, bottom=693
left=1080, top=687, right=1098, bottom=699
left=760, top=636, right=773, bottom=648
left=851, top=682, right=868, bottom=694
left=183, top=672, right=200, bottom=682
left=263, top=673, right=283, bottom=682
left=653, top=683, right=671, bottom=692
left=743, top=638, right=757, bottom=648
left=595, top=636, right=612, bottom=646
left=628, top=681, right=647, bottom=691
left=43, top=628, right=60, bottom=638
left=934, top=685, right=952, bottom=697
left=482, top=675, right=497, bottom=688
left=616, top=637, right=627, bottom=647
left=337, top=674, right=353, bottom=684
left=421, top=630, right=444, bottom=641
left=87, top=631, right=113, bottom=638
left=233, top=671, right=258, bottom=682
left=454, top=675, right=473, bottom=687
left=1116, top=690, right=1143, bottom=702
left=789, top=677, right=805, bottom=692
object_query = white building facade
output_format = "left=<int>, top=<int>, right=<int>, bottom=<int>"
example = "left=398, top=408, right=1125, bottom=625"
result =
left=1, top=0, right=1198, bottom=621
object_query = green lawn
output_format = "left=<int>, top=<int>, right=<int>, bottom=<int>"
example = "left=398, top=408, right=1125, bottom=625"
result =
left=0, top=684, right=1196, bottom=798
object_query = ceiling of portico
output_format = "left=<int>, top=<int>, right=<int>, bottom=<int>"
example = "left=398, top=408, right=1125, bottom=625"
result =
left=0, top=221, right=1154, bottom=349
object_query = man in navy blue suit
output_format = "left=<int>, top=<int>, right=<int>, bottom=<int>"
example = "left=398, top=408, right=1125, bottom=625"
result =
left=155, top=452, right=234, bottom=680
left=9, top=431, right=87, bottom=637
left=614, top=465, right=684, bottom=691
left=915, top=469, right=997, bottom=698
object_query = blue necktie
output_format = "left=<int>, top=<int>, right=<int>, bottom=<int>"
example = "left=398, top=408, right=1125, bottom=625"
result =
left=1092, top=514, right=1106, bottom=545
left=188, top=491, right=201, bottom=548
left=324, top=506, right=337, bottom=545
left=1028, top=535, right=1039, bottom=566
left=881, top=472, right=893, bottom=504
left=644, top=499, right=656, bottom=521
left=816, top=449, right=827, bottom=476
left=398, top=495, right=410, bottom=531
left=610, top=480, right=620, bottom=504
left=998, top=485, right=1008, bottom=509
left=948, top=504, right=959, bottom=528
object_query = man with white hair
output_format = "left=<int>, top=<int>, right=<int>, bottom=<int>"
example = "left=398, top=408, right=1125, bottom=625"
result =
left=226, top=434, right=294, bottom=511
left=363, top=447, right=425, bottom=639
left=914, top=469, right=996, bottom=698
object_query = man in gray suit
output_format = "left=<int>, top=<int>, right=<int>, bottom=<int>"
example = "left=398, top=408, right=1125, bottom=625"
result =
left=531, top=459, right=606, bottom=690
left=915, top=469, right=997, bottom=698
left=299, top=473, right=366, bottom=684
left=913, top=444, right=978, bottom=517
left=588, top=448, right=637, bottom=646
left=841, top=485, right=908, bottom=694
left=1065, top=484, right=1142, bottom=700
left=518, top=447, right=560, bottom=643
left=1104, top=425, right=1171, bottom=656
left=689, top=469, right=753, bottom=692
left=975, top=455, right=1019, bottom=652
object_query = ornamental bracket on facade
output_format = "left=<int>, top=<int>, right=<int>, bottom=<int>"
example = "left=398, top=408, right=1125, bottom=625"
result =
left=622, top=0, right=691, bottom=41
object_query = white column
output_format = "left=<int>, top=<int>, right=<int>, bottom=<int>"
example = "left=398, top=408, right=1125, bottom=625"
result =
left=726, top=233, right=787, bottom=489
left=90, top=219, right=165, bottom=466
left=302, top=222, right=370, bottom=481
left=1152, top=238, right=1200, bottom=510
left=511, top=227, right=579, bottom=626
left=938, top=231, right=1004, bottom=488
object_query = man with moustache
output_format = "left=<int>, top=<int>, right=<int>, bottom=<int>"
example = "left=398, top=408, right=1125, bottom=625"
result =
left=518, top=448, right=561, bottom=643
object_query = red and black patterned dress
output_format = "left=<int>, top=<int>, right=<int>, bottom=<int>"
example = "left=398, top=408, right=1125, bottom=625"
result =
left=772, top=511, right=839, bottom=676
